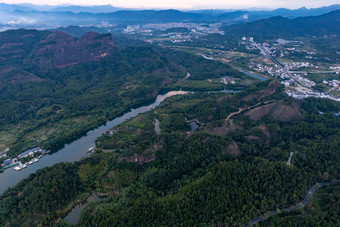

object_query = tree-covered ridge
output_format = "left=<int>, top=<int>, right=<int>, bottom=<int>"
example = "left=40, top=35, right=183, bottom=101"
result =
left=0, top=78, right=339, bottom=226
left=77, top=80, right=339, bottom=226
left=81, top=159, right=316, bottom=226
left=0, top=29, right=243, bottom=156
left=260, top=184, right=340, bottom=226
left=0, top=163, right=82, bottom=226
left=222, top=10, right=340, bottom=39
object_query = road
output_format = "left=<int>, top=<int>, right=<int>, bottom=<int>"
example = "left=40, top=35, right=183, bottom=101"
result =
left=289, top=71, right=339, bottom=74
left=224, top=102, right=265, bottom=122
left=256, top=44, right=293, bottom=77
left=243, top=181, right=338, bottom=226
left=286, top=152, right=293, bottom=166
left=254, top=41, right=340, bottom=102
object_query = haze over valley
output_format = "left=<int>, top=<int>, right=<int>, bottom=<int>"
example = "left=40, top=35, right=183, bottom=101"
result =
left=0, top=2, right=339, bottom=226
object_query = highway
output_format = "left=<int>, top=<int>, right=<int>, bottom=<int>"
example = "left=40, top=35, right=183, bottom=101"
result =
left=255, top=43, right=293, bottom=78
left=253, top=41, right=340, bottom=102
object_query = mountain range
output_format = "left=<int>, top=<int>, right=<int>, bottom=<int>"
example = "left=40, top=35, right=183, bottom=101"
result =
left=223, top=10, right=340, bottom=38
left=0, top=3, right=339, bottom=29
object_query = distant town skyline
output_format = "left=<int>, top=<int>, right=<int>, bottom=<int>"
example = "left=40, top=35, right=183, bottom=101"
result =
left=1, top=0, right=339, bottom=10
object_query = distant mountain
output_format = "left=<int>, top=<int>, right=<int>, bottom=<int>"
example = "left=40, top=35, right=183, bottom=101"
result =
left=271, top=4, right=340, bottom=17
left=109, top=9, right=205, bottom=22
left=0, top=3, right=121, bottom=13
left=55, top=25, right=108, bottom=37
left=51, top=5, right=121, bottom=13
left=223, top=10, right=340, bottom=38
left=188, top=5, right=340, bottom=23
left=0, top=9, right=206, bottom=28
left=0, top=4, right=339, bottom=29
left=0, top=3, right=34, bottom=12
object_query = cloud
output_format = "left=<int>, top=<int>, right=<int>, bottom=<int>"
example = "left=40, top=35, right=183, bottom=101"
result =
left=6, top=17, right=37, bottom=25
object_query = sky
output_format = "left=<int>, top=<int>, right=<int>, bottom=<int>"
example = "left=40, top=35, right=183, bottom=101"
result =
left=1, top=0, right=340, bottom=9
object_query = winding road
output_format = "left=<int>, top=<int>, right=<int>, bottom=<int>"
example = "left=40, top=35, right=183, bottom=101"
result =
left=243, top=181, right=338, bottom=226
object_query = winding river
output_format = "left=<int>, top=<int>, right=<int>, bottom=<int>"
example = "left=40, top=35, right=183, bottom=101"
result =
left=0, top=69, right=267, bottom=195
left=0, top=91, right=190, bottom=195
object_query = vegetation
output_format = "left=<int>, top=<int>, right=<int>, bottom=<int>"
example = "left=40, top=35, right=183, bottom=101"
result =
left=260, top=184, right=340, bottom=226
left=0, top=29, right=242, bottom=156
left=0, top=25, right=339, bottom=227
left=1, top=79, right=339, bottom=226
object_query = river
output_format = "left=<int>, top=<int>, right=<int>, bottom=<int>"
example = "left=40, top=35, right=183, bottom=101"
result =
left=64, top=192, right=100, bottom=225
left=237, top=68, right=267, bottom=81
left=0, top=85, right=250, bottom=195
left=0, top=91, right=189, bottom=195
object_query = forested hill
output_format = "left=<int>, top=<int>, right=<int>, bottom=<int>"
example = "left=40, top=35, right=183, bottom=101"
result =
left=0, top=29, right=114, bottom=69
left=0, top=79, right=339, bottom=226
left=223, top=10, right=340, bottom=38
left=0, top=28, right=244, bottom=157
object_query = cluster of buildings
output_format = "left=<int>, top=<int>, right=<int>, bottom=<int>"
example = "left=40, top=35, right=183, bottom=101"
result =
left=329, top=66, right=340, bottom=74
left=1, top=147, right=46, bottom=171
left=251, top=62, right=316, bottom=88
left=286, top=90, right=340, bottom=102
left=283, top=62, right=313, bottom=71
left=0, top=148, right=9, bottom=159
left=274, top=38, right=303, bottom=45
left=220, top=76, right=236, bottom=85
left=17, top=147, right=45, bottom=159
left=124, top=22, right=224, bottom=42
left=125, top=22, right=223, bottom=33
left=250, top=63, right=288, bottom=78
left=323, top=79, right=340, bottom=89
left=241, top=37, right=340, bottom=102
left=292, top=74, right=316, bottom=88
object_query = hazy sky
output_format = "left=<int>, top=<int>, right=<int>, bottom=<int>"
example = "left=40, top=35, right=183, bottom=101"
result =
left=2, top=0, right=340, bottom=9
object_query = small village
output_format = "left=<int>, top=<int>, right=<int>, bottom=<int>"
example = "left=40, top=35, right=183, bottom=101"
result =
left=0, top=147, right=48, bottom=172
left=238, top=37, right=340, bottom=102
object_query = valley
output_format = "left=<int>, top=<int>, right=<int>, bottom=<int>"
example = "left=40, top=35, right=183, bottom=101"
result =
left=0, top=4, right=339, bottom=227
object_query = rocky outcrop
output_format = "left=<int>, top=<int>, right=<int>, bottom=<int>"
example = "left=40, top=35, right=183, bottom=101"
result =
left=28, top=31, right=114, bottom=68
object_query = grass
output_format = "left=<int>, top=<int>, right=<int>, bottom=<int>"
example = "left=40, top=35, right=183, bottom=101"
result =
left=168, top=79, right=225, bottom=91
left=329, top=89, right=340, bottom=96
left=1, top=114, right=101, bottom=156
left=0, top=131, right=16, bottom=150
left=125, top=121, right=146, bottom=128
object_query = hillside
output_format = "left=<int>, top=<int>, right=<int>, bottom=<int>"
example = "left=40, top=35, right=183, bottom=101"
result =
left=0, top=80, right=339, bottom=226
left=0, top=29, right=114, bottom=68
left=223, top=10, right=340, bottom=38
left=28, top=31, right=114, bottom=68
left=0, top=28, right=244, bottom=157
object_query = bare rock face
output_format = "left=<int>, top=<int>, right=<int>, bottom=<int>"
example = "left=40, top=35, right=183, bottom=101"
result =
left=29, top=31, right=114, bottom=68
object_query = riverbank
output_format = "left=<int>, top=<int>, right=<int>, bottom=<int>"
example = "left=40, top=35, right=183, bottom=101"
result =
left=1, top=86, right=246, bottom=193
left=0, top=90, right=194, bottom=195
left=63, top=192, right=100, bottom=225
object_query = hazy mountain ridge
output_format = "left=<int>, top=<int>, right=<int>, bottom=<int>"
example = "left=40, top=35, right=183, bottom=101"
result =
left=0, top=3, right=339, bottom=29
left=223, top=10, right=340, bottom=38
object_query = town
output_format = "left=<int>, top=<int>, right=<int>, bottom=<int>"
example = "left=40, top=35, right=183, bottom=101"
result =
left=123, top=22, right=224, bottom=42
left=240, top=37, right=340, bottom=101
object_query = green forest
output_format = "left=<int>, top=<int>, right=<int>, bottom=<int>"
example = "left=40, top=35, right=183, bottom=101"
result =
left=0, top=29, right=244, bottom=157
left=0, top=78, right=339, bottom=226
left=0, top=27, right=339, bottom=227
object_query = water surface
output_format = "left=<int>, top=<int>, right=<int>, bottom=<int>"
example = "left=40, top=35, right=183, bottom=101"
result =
left=0, top=91, right=189, bottom=195
left=64, top=192, right=100, bottom=225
